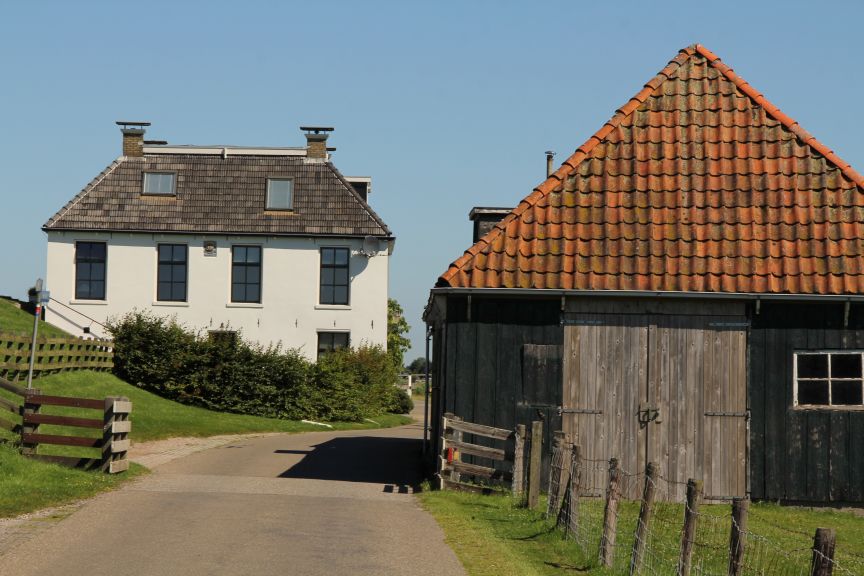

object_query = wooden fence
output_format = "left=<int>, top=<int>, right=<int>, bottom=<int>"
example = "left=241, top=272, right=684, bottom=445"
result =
left=0, top=334, right=113, bottom=380
left=439, top=412, right=531, bottom=495
left=0, top=376, right=131, bottom=473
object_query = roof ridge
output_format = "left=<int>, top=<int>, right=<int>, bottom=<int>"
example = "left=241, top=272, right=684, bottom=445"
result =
left=437, top=45, right=701, bottom=286
left=43, top=157, right=126, bottom=230
left=691, top=44, right=864, bottom=187
left=327, top=163, right=393, bottom=237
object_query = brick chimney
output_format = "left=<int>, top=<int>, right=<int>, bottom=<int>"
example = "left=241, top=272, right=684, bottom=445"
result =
left=116, top=121, right=150, bottom=157
left=301, top=126, right=333, bottom=160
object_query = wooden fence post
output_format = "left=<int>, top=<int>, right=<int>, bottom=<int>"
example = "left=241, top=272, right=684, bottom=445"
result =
left=512, top=424, right=526, bottom=497
left=102, top=396, right=131, bottom=473
left=678, top=479, right=703, bottom=576
left=599, top=457, right=621, bottom=567
left=629, top=461, right=658, bottom=576
left=728, top=498, right=749, bottom=576
left=527, top=420, right=543, bottom=509
left=20, top=389, right=41, bottom=456
left=559, top=444, right=582, bottom=536
left=810, top=528, right=836, bottom=576
left=450, top=415, right=463, bottom=483
left=546, top=432, right=567, bottom=518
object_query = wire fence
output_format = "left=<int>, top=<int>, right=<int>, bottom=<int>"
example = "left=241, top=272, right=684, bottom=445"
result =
left=540, top=439, right=862, bottom=576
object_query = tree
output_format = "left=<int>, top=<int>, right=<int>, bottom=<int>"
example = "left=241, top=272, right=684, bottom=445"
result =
left=387, top=298, right=411, bottom=371
left=407, top=357, right=427, bottom=374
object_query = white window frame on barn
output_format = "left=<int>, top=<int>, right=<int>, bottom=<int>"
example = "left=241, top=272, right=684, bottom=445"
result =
left=793, top=351, right=864, bottom=410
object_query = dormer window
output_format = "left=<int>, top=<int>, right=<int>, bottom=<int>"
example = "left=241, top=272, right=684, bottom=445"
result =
left=266, top=178, right=294, bottom=210
left=143, top=172, right=176, bottom=195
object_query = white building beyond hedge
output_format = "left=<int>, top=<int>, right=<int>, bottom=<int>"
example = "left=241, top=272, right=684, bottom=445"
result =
left=43, top=124, right=393, bottom=361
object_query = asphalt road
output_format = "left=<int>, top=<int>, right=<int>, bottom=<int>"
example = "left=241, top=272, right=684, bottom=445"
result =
left=0, top=409, right=465, bottom=576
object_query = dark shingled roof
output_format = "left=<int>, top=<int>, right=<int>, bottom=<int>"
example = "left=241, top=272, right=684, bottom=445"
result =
left=44, top=154, right=392, bottom=238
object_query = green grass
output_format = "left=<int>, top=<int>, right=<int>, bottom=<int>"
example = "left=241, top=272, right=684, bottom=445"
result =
left=419, top=491, right=864, bottom=575
left=28, top=370, right=411, bottom=445
left=0, top=370, right=412, bottom=518
left=0, top=441, right=146, bottom=517
left=0, top=297, right=70, bottom=337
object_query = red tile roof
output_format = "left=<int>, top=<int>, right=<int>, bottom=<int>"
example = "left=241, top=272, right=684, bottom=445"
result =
left=438, top=45, right=864, bottom=295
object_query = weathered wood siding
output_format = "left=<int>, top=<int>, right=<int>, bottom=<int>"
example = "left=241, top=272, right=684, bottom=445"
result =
left=431, top=296, right=563, bottom=476
left=750, top=301, right=864, bottom=503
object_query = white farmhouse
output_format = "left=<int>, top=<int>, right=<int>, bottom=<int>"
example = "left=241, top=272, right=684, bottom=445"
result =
left=43, top=123, right=393, bottom=360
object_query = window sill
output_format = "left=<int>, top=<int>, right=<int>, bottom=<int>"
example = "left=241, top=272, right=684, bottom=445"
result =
left=69, top=299, right=108, bottom=305
left=793, top=405, right=864, bottom=412
left=315, top=304, right=351, bottom=311
left=226, top=303, right=263, bottom=309
left=152, top=301, right=189, bottom=307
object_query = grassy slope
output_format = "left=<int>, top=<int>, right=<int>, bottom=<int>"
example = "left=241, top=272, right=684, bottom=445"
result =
left=0, top=370, right=410, bottom=518
left=419, top=491, right=864, bottom=576
left=0, top=298, right=69, bottom=337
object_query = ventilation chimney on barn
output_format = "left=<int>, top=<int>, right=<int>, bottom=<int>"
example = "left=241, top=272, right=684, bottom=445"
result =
left=116, top=121, right=150, bottom=157
left=469, top=207, right=514, bottom=243
left=301, top=126, right=334, bottom=160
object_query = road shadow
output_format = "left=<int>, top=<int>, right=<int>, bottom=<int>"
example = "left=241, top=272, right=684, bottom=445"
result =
left=277, top=436, right=423, bottom=487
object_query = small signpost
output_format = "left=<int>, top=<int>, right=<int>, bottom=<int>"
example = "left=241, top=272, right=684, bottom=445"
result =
left=26, top=278, right=50, bottom=390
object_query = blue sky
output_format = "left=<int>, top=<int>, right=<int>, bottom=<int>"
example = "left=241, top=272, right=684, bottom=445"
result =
left=2, top=0, right=864, bottom=358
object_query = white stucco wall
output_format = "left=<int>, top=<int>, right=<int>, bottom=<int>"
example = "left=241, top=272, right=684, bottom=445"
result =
left=45, top=231, right=390, bottom=360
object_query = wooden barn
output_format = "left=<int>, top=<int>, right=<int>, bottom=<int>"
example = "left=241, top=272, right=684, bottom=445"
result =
left=424, top=44, right=864, bottom=503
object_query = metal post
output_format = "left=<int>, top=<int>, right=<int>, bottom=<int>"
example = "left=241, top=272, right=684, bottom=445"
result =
left=26, top=303, right=40, bottom=389
left=423, top=325, right=431, bottom=455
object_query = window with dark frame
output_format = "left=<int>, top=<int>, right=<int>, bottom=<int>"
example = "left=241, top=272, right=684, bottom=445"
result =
left=266, top=178, right=293, bottom=210
left=143, top=172, right=176, bottom=195
left=157, top=244, right=188, bottom=302
left=232, top=246, right=262, bottom=303
left=317, top=332, right=349, bottom=358
left=319, top=247, right=349, bottom=305
left=795, top=351, right=864, bottom=408
left=75, top=242, right=106, bottom=300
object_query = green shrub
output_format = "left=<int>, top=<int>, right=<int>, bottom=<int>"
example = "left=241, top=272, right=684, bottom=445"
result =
left=107, top=311, right=399, bottom=422
left=387, top=387, right=414, bottom=414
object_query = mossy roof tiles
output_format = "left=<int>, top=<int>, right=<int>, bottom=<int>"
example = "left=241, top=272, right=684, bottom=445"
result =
left=438, top=45, right=864, bottom=295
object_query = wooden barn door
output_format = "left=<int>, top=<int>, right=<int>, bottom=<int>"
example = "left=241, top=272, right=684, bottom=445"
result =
left=564, top=312, right=748, bottom=501
left=645, top=316, right=748, bottom=501
left=563, top=315, right=649, bottom=497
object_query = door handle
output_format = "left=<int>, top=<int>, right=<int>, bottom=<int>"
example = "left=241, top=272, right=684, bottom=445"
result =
left=637, top=403, right=661, bottom=426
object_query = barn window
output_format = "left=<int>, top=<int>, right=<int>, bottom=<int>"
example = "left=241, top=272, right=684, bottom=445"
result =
left=794, top=352, right=864, bottom=408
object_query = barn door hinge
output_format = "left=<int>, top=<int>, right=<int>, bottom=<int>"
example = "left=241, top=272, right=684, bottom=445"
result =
left=637, top=402, right=661, bottom=426
left=562, top=318, right=603, bottom=326
left=557, top=407, right=603, bottom=415
left=704, top=410, right=750, bottom=419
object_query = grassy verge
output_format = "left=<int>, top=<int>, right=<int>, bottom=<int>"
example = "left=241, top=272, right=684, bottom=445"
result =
left=0, top=298, right=69, bottom=337
left=0, top=370, right=411, bottom=518
left=418, top=491, right=864, bottom=576
left=0, top=442, right=147, bottom=517
left=28, top=370, right=411, bottom=445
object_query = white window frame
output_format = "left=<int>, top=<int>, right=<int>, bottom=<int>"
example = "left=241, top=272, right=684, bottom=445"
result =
left=266, top=178, right=294, bottom=210
left=793, top=350, right=864, bottom=410
left=143, top=172, right=177, bottom=195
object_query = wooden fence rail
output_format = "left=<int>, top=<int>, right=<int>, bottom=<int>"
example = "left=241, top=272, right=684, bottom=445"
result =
left=439, top=413, right=526, bottom=494
left=0, top=334, right=113, bottom=380
left=0, top=376, right=130, bottom=473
